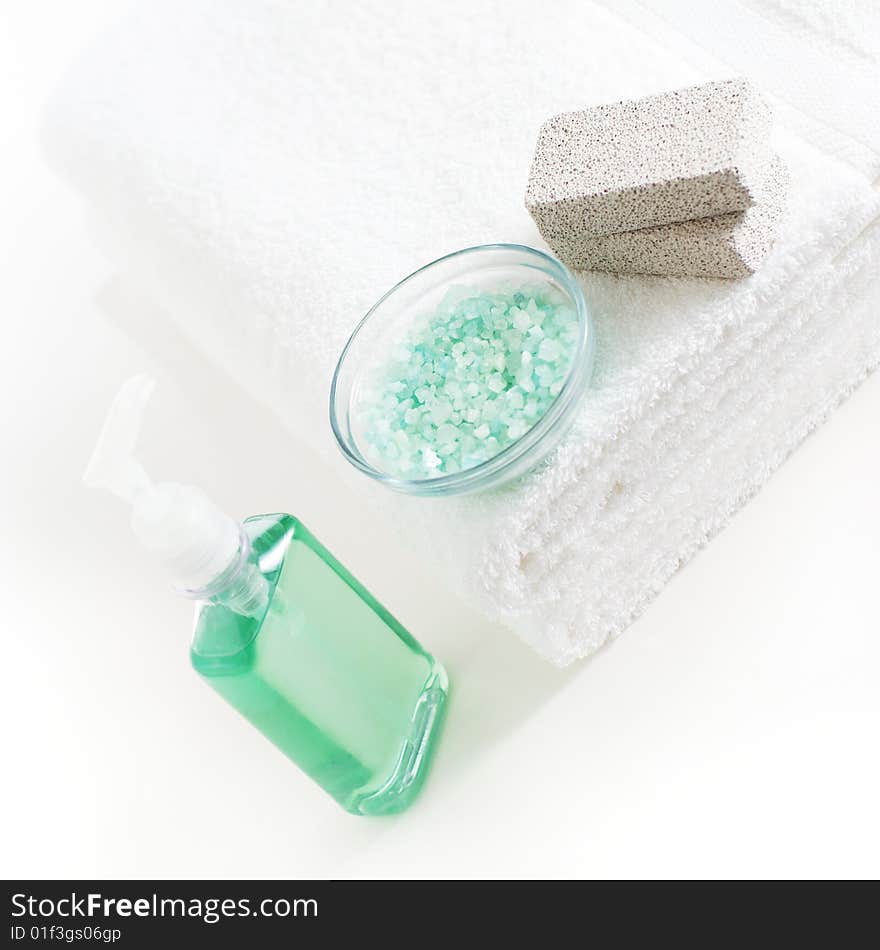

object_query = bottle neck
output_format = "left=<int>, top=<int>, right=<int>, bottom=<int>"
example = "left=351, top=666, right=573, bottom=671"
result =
left=179, top=527, right=270, bottom=620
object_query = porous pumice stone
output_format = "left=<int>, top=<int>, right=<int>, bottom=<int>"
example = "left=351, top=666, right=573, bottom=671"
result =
left=551, top=155, right=790, bottom=278
left=525, top=78, right=773, bottom=239
left=355, top=284, right=579, bottom=481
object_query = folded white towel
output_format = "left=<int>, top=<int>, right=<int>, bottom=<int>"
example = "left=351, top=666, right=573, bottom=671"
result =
left=44, top=0, right=880, bottom=664
left=387, top=141, right=880, bottom=663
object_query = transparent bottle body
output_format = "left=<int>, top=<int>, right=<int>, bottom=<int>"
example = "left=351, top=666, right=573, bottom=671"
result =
left=190, top=514, right=448, bottom=815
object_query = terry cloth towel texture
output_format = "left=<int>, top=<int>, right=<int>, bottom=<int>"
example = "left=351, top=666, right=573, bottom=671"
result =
left=44, top=0, right=880, bottom=665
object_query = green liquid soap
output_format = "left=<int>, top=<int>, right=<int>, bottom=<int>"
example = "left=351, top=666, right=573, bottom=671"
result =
left=84, top=375, right=446, bottom=817
left=190, top=514, right=448, bottom=815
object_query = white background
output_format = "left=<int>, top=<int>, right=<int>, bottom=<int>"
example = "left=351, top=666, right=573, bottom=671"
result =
left=1, top=2, right=878, bottom=879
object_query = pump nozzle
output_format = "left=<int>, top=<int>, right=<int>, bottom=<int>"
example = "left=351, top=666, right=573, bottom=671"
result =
left=84, top=375, right=253, bottom=600
left=83, top=373, right=155, bottom=503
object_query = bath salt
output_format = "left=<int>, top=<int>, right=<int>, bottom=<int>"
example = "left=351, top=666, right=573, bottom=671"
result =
left=356, top=284, right=579, bottom=479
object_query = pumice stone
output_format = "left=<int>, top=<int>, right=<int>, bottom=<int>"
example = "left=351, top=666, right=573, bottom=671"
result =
left=550, top=155, right=790, bottom=279
left=525, top=78, right=774, bottom=239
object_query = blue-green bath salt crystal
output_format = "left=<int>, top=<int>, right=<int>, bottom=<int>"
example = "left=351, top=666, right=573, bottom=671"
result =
left=358, top=283, right=579, bottom=479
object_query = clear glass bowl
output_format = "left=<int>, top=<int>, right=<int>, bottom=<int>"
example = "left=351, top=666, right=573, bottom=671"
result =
left=330, top=244, right=595, bottom=496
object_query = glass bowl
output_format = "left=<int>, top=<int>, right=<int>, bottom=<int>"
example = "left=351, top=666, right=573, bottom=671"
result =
left=329, top=244, right=595, bottom=496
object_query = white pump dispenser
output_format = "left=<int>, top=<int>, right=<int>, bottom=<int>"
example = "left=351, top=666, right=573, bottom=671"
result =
left=84, top=375, right=261, bottom=605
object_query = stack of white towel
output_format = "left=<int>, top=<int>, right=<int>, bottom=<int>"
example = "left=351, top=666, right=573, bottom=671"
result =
left=45, top=0, right=880, bottom=664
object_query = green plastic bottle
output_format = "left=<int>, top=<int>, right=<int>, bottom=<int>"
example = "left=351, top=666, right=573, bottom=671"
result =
left=85, top=375, right=448, bottom=816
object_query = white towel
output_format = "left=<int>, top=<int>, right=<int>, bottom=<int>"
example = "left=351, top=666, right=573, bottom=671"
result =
left=44, top=0, right=880, bottom=665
